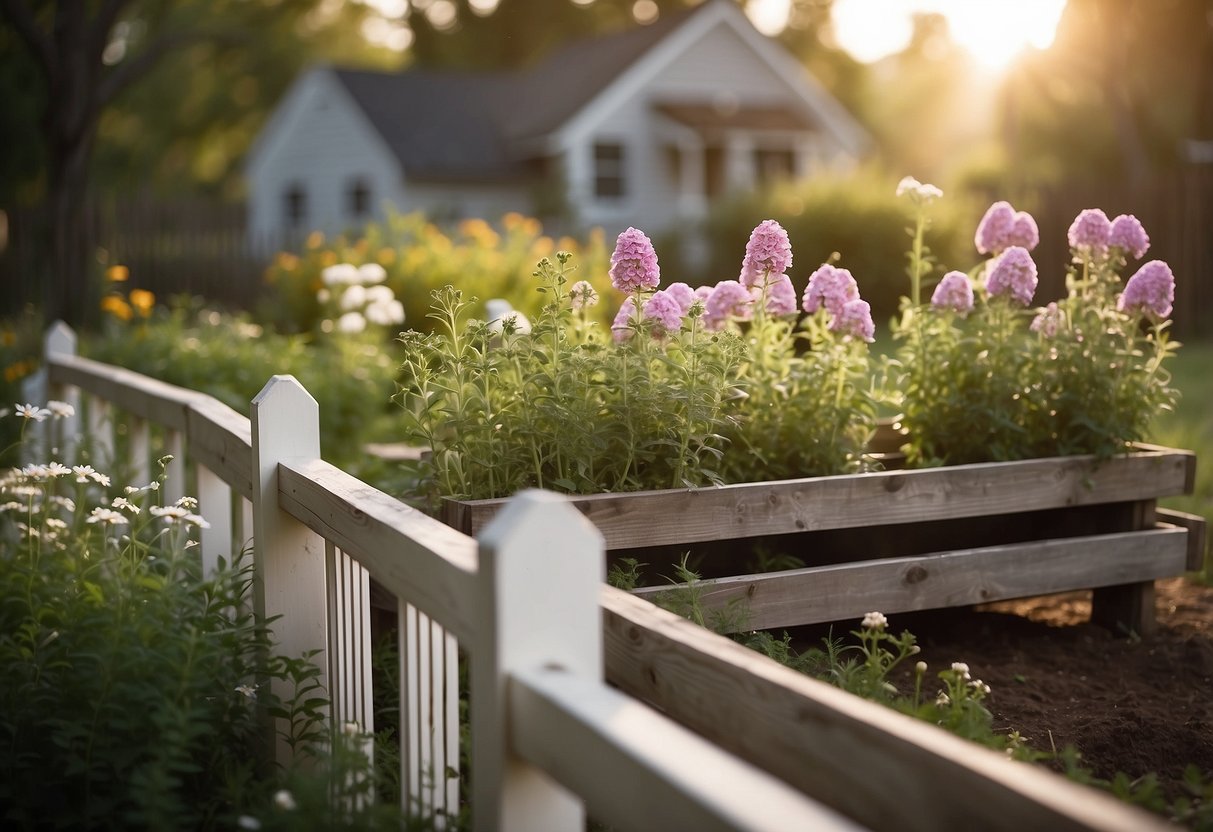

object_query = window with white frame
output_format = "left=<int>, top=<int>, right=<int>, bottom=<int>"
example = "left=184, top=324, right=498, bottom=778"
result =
left=593, top=142, right=626, bottom=198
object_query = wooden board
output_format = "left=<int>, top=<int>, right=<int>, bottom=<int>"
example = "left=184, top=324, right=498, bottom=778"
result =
left=49, top=354, right=200, bottom=430
left=630, top=525, right=1190, bottom=633
left=599, top=587, right=1171, bottom=832
left=277, top=458, right=480, bottom=643
left=445, top=447, right=1195, bottom=550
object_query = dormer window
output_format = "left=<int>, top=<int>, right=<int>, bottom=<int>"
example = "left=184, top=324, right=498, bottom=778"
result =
left=284, top=183, right=307, bottom=228
left=348, top=178, right=372, bottom=219
left=593, top=142, right=626, bottom=198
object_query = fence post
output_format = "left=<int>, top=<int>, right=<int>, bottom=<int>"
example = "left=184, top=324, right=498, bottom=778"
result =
left=251, top=374, right=328, bottom=764
left=471, top=489, right=604, bottom=832
left=43, top=322, right=80, bottom=462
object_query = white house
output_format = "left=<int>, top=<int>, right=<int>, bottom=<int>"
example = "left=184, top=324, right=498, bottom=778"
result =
left=245, top=0, right=869, bottom=244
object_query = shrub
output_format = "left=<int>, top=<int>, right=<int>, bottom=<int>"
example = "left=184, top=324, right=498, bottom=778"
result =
left=260, top=210, right=611, bottom=336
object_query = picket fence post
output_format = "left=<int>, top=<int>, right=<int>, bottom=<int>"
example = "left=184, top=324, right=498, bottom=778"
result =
left=471, top=489, right=605, bottom=832
left=251, top=375, right=329, bottom=764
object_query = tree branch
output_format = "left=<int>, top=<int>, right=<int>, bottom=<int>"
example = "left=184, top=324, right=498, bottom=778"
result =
left=93, top=26, right=245, bottom=112
left=0, top=0, right=55, bottom=77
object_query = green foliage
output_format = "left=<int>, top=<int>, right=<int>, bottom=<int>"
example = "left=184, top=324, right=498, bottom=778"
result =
left=395, top=254, right=748, bottom=500
left=260, top=210, right=611, bottom=337
left=691, top=169, right=973, bottom=327
left=0, top=309, right=43, bottom=463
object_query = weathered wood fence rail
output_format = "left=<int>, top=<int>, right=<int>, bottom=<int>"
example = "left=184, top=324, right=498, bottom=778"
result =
left=23, top=322, right=1172, bottom=832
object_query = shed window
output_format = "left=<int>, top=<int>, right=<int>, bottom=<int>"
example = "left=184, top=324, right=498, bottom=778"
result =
left=754, top=148, right=796, bottom=187
left=284, top=183, right=307, bottom=227
left=593, top=142, right=626, bottom=198
left=348, top=178, right=372, bottom=219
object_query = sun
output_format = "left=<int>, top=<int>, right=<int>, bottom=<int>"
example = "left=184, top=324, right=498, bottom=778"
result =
left=827, top=0, right=1068, bottom=70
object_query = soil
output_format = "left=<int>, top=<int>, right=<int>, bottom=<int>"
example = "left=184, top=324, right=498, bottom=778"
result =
left=877, top=577, right=1213, bottom=790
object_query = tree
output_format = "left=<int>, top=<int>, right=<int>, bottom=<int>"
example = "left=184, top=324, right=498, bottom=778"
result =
left=0, top=0, right=393, bottom=327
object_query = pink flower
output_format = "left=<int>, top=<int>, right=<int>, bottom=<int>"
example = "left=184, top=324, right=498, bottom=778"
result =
left=802, top=264, right=859, bottom=315
left=985, top=246, right=1038, bottom=306
left=568, top=280, right=599, bottom=310
left=611, top=298, right=637, bottom=343
left=692, top=284, right=714, bottom=302
left=1007, top=212, right=1039, bottom=251
left=703, top=280, right=753, bottom=330
left=1067, top=208, right=1112, bottom=256
left=975, top=201, right=1015, bottom=255
left=740, top=219, right=793, bottom=288
left=1030, top=302, right=1063, bottom=338
left=663, top=282, right=696, bottom=315
left=830, top=298, right=875, bottom=342
left=755, top=273, right=798, bottom=316
left=1118, top=260, right=1174, bottom=319
left=609, top=227, right=660, bottom=292
left=1109, top=214, right=1150, bottom=260
left=643, top=289, right=684, bottom=336
left=930, top=271, right=974, bottom=315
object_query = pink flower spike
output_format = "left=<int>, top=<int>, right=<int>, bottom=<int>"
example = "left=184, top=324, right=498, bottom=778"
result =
left=643, top=289, right=684, bottom=336
left=930, top=271, right=974, bottom=316
left=611, top=297, right=637, bottom=343
left=703, top=280, right=753, bottom=330
left=740, top=219, right=793, bottom=288
left=1008, top=211, right=1039, bottom=251
left=1067, top=208, right=1112, bottom=255
left=1118, top=260, right=1174, bottom=319
left=830, top=298, right=875, bottom=342
left=802, top=264, right=859, bottom=316
left=1109, top=214, right=1150, bottom=260
left=609, top=227, right=660, bottom=292
left=975, top=201, right=1015, bottom=255
left=663, top=282, right=696, bottom=315
left=757, top=273, right=798, bottom=316
left=985, top=246, right=1038, bottom=306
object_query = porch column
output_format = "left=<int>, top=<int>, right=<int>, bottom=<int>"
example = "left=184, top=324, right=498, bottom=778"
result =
left=677, top=137, right=707, bottom=221
left=724, top=133, right=755, bottom=193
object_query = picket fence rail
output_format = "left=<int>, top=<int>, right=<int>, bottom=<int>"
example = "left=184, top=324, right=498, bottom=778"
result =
left=22, top=322, right=1172, bottom=832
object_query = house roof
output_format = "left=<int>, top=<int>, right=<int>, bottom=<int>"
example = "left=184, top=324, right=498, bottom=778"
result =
left=328, top=0, right=862, bottom=183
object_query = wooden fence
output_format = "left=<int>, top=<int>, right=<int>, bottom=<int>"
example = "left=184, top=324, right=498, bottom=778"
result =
left=23, top=322, right=1174, bottom=831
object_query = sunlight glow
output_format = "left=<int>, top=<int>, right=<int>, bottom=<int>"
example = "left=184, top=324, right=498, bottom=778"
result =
left=745, top=0, right=792, bottom=37
left=825, top=0, right=1066, bottom=69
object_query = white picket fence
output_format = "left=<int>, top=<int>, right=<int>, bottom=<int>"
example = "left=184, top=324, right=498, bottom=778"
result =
left=23, top=322, right=1178, bottom=832
left=22, top=322, right=859, bottom=831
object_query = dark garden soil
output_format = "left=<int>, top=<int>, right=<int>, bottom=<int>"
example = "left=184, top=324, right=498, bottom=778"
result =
left=880, top=577, right=1213, bottom=790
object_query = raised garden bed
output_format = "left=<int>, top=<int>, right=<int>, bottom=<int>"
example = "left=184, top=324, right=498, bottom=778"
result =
left=442, top=443, right=1205, bottom=635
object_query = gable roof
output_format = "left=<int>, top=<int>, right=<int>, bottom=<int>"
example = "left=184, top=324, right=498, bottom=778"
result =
left=326, top=0, right=862, bottom=183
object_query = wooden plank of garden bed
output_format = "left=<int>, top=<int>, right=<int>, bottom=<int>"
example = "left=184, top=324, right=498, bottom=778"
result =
left=1156, top=507, right=1209, bottom=572
left=445, top=447, right=1195, bottom=549
left=629, top=525, right=1190, bottom=633
left=600, top=586, right=1172, bottom=832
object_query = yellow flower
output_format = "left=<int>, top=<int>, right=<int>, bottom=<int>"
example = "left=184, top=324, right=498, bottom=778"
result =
left=101, top=295, right=132, bottom=321
left=531, top=236, right=554, bottom=258
left=128, top=289, right=155, bottom=317
left=275, top=252, right=299, bottom=271
left=521, top=217, right=542, bottom=237
left=106, top=265, right=129, bottom=283
left=1, top=329, right=15, bottom=347
left=502, top=212, right=524, bottom=231
left=377, top=247, right=397, bottom=265
left=320, top=251, right=337, bottom=266
left=557, top=236, right=579, bottom=253
left=306, top=231, right=325, bottom=249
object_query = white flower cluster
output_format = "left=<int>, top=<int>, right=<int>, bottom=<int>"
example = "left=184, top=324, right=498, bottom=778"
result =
left=14, top=400, right=75, bottom=422
left=319, top=262, right=404, bottom=334
left=861, top=610, right=888, bottom=631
